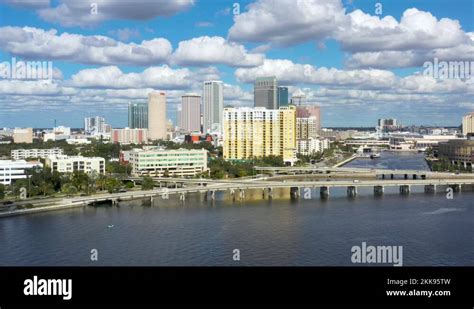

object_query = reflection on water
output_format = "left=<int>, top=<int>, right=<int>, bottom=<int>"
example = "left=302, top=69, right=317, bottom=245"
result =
left=344, top=151, right=430, bottom=170
left=0, top=152, right=472, bottom=266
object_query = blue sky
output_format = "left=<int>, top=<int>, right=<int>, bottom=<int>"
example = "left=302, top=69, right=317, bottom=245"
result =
left=0, top=0, right=473, bottom=128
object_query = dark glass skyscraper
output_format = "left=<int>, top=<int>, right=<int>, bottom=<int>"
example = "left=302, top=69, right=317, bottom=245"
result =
left=277, top=86, right=289, bottom=106
left=128, top=102, right=148, bottom=129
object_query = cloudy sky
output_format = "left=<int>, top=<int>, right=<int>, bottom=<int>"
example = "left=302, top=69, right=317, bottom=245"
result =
left=0, top=0, right=473, bottom=128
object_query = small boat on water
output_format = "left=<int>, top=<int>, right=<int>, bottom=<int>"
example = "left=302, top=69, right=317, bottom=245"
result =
left=107, top=225, right=114, bottom=228
left=356, top=145, right=381, bottom=159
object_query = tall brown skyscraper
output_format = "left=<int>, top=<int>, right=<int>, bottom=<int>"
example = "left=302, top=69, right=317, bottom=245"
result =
left=148, top=91, right=167, bottom=141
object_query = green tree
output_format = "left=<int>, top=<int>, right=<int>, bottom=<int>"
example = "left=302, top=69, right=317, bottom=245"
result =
left=105, top=177, right=121, bottom=193
left=62, top=183, right=78, bottom=197
left=38, top=180, right=55, bottom=196
left=0, top=184, right=5, bottom=199
left=96, top=174, right=108, bottom=191
left=106, top=161, right=132, bottom=175
left=71, top=171, right=89, bottom=192
left=141, top=176, right=154, bottom=190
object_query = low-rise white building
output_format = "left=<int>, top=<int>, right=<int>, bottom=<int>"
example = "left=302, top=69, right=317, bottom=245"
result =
left=45, top=155, right=105, bottom=175
left=66, top=138, right=91, bottom=145
left=297, top=138, right=330, bottom=155
left=0, top=160, right=43, bottom=185
left=128, top=147, right=208, bottom=177
left=43, top=132, right=69, bottom=142
left=11, top=148, right=63, bottom=160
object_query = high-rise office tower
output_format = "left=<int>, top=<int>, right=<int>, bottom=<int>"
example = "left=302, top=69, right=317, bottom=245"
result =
left=223, top=106, right=297, bottom=164
left=148, top=92, right=167, bottom=141
left=179, top=94, right=201, bottom=132
left=462, top=112, right=474, bottom=136
left=277, top=86, right=289, bottom=106
left=203, top=81, right=223, bottom=133
left=254, top=76, right=278, bottom=109
left=128, top=102, right=148, bottom=129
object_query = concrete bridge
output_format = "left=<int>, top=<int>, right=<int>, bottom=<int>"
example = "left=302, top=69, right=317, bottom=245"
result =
left=69, top=177, right=474, bottom=206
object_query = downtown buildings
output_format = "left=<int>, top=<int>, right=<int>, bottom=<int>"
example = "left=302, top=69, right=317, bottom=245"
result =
left=178, top=94, right=201, bottom=133
left=462, top=112, right=474, bottom=136
left=277, top=86, right=289, bottom=107
left=13, top=128, right=33, bottom=144
left=223, top=106, right=297, bottom=165
left=128, top=102, right=148, bottom=129
left=111, top=128, right=148, bottom=145
left=127, top=147, right=208, bottom=177
left=254, top=76, right=278, bottom=109
left=297, top=138, right=330, bottom=156
left=296, top=105, right=322, bottom=137
left=438, top=134, right=474, bottom=168
left=11, top=148, right=63, bottom=160
left=0, top=160, right=43, bottom=185
left=148, top=92, right=167, bottom=141
left=295, top=105, right=325, bottom=155
left=45, top=155, right=105, bottom=175
left=290, top=94, right=306, bottom=106
left=203, top=81, right=223, bottom=134
left=84, top=116, right=110, bottom=135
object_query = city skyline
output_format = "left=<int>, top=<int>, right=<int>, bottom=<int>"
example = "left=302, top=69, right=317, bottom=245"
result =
left=0, top=0, right=473, bottom=128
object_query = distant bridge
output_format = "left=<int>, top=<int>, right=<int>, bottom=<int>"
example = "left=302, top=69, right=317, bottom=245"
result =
left=254, top=166, right=474, bottom=180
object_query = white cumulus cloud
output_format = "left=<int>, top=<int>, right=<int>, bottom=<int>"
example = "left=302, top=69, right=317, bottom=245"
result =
left=171, top=36, right=264, bottom=67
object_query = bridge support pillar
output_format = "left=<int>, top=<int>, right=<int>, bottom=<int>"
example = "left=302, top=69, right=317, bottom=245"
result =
left=399, top=185, right=410, bottom=195
left=180, top=192, right=186, bottom=202
left=268, top=187, right=273, bottom=199
left=449, top=184, right=461, bottom=193
left=150, top=196, right=154, bottom=203
left=290, top=187, right=300, bottom=199
left=320, top=186, right=329, bottom=199
left=230, top=189, right=235, bottom=201
left=211, top=190, right=216, bottom=200
left=347, top=186, right=357, bottom=197
left=239, top=189, right=245, bottom=200
left=374, top=185, right=384, bottom=195
left=424, top=184, right=436, bottom=193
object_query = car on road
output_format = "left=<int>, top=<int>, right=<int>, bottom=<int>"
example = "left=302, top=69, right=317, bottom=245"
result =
left=353, top=180, right=360, bottom=183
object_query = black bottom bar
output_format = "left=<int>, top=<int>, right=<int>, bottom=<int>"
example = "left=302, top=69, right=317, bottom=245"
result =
left=0, top=267, right=472, bottom=306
